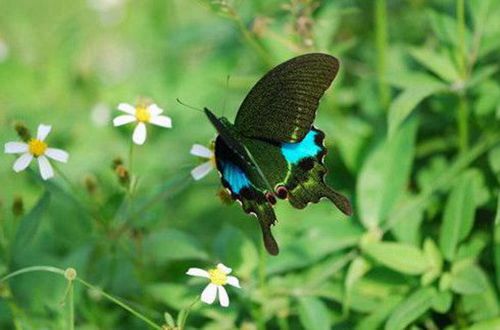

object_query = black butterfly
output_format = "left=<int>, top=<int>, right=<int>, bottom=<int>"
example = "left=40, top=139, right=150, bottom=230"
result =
left=204, top=53, right=352, bottom=255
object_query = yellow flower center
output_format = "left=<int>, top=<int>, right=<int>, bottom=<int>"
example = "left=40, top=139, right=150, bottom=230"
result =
left=28, top=139, right=48, bottom=157
left=135, top=106, right=151, bottom=122
left=208, top=268, right=227, bottom=286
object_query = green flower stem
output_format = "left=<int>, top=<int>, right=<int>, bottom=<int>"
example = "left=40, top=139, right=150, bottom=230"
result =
left=75, top=278, right=162, bottom=330
left=177, top=295, right=200, bottom=330
left=457, top=94, right=469, bottom=154
left=1, top=266, right=163, bottom=330
left=68, top=283, right=74, bottom=330
left=456, top=0, right=469, bottom=154
left=375, top=0, right=389, bottom=109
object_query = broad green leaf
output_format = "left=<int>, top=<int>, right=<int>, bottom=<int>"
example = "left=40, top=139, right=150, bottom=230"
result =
left=357, top=119, right=418, bottom=229
left=391, top=196, right=423, bottom=246
left=142, top=228, right=208, bottom=263
left=387, top=82, right=446, bottom=138
left=451, top=262, right=488, bottom=295
left=12, top=192, right=51, bottom=256
left=356, top=296, right=403, bottom=330
left=363, top=242, right=429, bottom=275
left=431, top=291, right=453, bottom=313
left=468, top=318, right=500, bottom=330
left=439, top=170, right=480, bottom=261
left=462, top=276, right=500, bottom=322
left=385, top=287, right=437, bottom=330
left=297, top=297, right=331, bottom=330
left=409, top=47, right=461, bottom=83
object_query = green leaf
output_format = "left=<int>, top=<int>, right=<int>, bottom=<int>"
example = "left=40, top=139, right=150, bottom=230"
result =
left=146, top=283, right=193, bottom=311
left=439, top=170, right=480, bottom=261
left=385, top=287, right=437, bottom=330
left=356, top=296, right=403, bottom=330
left=344, top=257, right=371, bottom=312
left=297, top=297, right=331, bottom=330
left=469, top=318, right=500, bottom=330
left=363, top=242, right=429, bottom=275
left=421, top=238, right=443, bottom=285
left=387, top=82, right=446, bottom=138
left=142, top=229, right=209, bottom=264
left=213, top=226, right=258, bottom=279
left=12, top=192, right=51, bottom=256
left=357, top=119, right=418, bottom=229
left=451, top=262, right=488, bottom=295
left=409, top=47, right=461, bottom=83
left=431, top=291, right=453, bottom=313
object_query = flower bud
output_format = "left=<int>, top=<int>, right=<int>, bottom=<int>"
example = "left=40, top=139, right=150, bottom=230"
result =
left=14, top=122, right=31, bottom=142
left=12, top=196, right=24, bottom=217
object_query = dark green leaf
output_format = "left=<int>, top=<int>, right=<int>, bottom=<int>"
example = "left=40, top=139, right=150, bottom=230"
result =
left=12, top=192, right=51, bottom=256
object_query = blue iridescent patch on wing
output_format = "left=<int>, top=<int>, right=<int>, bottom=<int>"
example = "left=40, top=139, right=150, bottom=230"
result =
left=221, top=161, right=251, bottom=194
left=281, top=130, right=321, bottom=164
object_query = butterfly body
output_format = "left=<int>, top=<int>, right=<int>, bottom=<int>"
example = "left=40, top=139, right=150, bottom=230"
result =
left=205, top=53, right=352, bottom=255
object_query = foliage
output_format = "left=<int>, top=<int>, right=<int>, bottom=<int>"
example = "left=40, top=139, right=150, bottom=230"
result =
left=0, top=0, right=499, bottom=329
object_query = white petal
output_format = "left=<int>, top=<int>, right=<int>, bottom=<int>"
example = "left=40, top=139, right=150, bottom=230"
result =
left=148, top=103, right=163, bottom=116
left=191, top=162, right=213, bottom=181
left=117, top=103, right=136, bottom=115
left=5, top=142, right=28, bottom=154
left=149, top=115, right=172, bottom=128
left=218, top=286, right=229, bottom=307
left=13, top=153, right=33, bottom=172
left=38, top=156, right=54, bottom=180
left=113, top=114, right=136, bottom=126
left=217, top=263, right=232, bottom=274
left=45, top=148, right=69, bottom=163
left=186, top=268, right=209, bottom=278
left=226, top=276, right=241, bottom=288
left=200, top=283, right=217, bottom=305
left=132, top=122, right=147, bottom=145
left=37, top=124, right=52, bottom=141
left=190, top=144, right=212, bottom=158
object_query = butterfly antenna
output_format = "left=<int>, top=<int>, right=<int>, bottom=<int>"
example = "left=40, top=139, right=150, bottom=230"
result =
left=176, top=98, right=204, bottom=113
left=221, top=74, right=231, bottom=117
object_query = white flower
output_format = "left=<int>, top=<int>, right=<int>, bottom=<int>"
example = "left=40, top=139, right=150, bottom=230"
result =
left=113, top=102, right=172, bottom=145
left=4, top=124, right=69, bottom=180
left=190, top=144, right=215, bottom=180
left=186, top=263, right=240, bottom=307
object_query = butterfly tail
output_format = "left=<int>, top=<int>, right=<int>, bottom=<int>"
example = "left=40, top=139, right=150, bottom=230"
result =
left=257, top=210, right=279, bottom=255
left=322, top=186, right=353, bottom=216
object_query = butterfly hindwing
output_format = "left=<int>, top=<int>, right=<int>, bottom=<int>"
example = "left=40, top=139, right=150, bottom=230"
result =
left=234, top=53, right=339, bottom=143
left=280, top=128, right=352, bottom=215
left=214, top=136, right=280, bottom=255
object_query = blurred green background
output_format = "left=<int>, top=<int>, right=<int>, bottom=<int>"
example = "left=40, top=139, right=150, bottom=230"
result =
left=1, top=0, right=499, bottom=329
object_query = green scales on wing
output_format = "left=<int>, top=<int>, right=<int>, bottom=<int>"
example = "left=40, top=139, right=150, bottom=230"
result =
left=204, top=53, right=352, bottom=255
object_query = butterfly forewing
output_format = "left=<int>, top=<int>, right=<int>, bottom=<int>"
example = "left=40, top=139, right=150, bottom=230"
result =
left=234, top=53, right=339, bottom=143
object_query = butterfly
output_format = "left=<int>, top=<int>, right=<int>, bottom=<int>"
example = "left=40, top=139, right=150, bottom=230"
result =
left=204, top=53, right=352, bottom=255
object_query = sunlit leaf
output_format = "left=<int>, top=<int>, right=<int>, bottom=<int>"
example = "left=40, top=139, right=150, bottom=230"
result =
left=363, top=242, right=429, bottom=275
left=297, top=297, right=331, bottom=330
left=385, top=287, right=436, bottom=330
left=439, top=170, right=480, bottom=261
left=357, top=119, right=418, bottom=229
